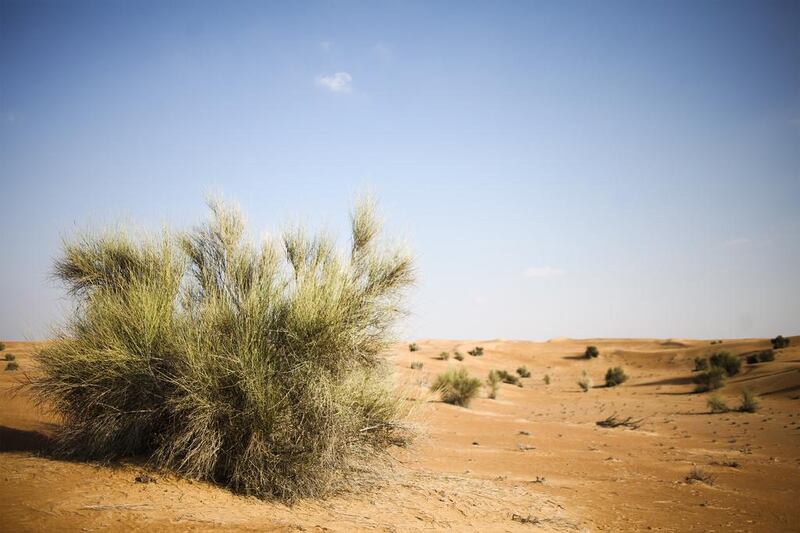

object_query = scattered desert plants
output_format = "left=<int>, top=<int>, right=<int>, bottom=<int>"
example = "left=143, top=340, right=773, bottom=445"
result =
left=409, top=343, right=419, bottom=352
left=516, top=365, right=531, bottom=378
left=543, top=374, right=551, bottom=385
left=693, top=366, right=726, bottom=392
left=453, top=351, right=464, bottom=361
left=738, top=389, right=759, bottom=413
left=494, top=369, right=521, bottom=386
left=437, top=351, right=450, bottom=361
left=410, top=361, right=423, bottom=370
left=596, top=414, right=642, bottom=429
left=0, top=341, right=5, bottom=351
left=757, top=349, right=775, bottom=362
left=685, top=466, right=715, bottom=485
left=707, top=394, right=729, bottom=413
left=604, top=367, right=628, bottom=387
left=693, top=357, right=708, bottom=371
left=709, top=351, right=741, bottom=377
left=5, top=361, right=18, bottom=371
left=486, top=370, right=501, bottom=399
left=28, top=196, right=415, bottom=501
left=745, top=353, right=759, bottom=365
left=770, top=335, right=790, bottom=349
left=431, top=367, right=482, bottom=407
left=4, top=353, right=15, bottom=361
left=468, top=346, right=484, bottom=357
left=584, top=345, right=599, bottom=358
left=577, top=371, right=592, bottom=392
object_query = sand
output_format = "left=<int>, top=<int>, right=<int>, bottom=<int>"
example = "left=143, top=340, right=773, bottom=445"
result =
left=1, top=337, right=798, bottom=531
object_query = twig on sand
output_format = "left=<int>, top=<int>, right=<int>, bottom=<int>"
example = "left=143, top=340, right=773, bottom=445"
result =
left=596, top=414, right=643, bottom=429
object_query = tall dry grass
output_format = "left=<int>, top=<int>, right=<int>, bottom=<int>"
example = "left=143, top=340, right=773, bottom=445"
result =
left=30, top=196, right=414, bottom=500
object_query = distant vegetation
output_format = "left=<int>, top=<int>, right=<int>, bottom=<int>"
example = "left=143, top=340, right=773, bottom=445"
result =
left=3, top=353, right=15, bottom=361
left=707, top=395, right=729, bottom=413
left=693, top=357, right=708, bottom=371
left=409, top=343, right=419, bottom=352
left=771, top=335, right=790, bottom=349
left=453, top=351, right=464, bottom=361
left=492, top=369, right=521, bottom=386
left=5, top=361, right=18, bottom=371
left=516, top=366, right=531, bottom=378
left=746, top=349, right=775, bottom=364
left=685, top=466, right=715, bottom=485
left=738, top=389, right=759, bottom=413
left=543, top=374, right=551, bottom=385
left=0, top=341, right=5, bottom=351
left=410, top=361, right=423, bottom=370
left=28, top=197, right=414, bottom=501
left=709, top=351, right=741, bottom=377
left=604, top=367, right=628, bottom=387
left=486, top=370, right=501, bottom=399
left=577, top=371, right=592, bottom=392
left=468, top=346, right=484, bottom=357
left=437, top=351, right=450, bottom=361
left=693, top=366, right=725, bottom=393
left=431, top=368, right=482, bottom=407
left=584, top=345, right=599, bottom=358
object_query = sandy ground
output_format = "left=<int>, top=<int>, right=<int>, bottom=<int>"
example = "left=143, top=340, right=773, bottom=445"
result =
left=1, top=337, right=799, bottom=532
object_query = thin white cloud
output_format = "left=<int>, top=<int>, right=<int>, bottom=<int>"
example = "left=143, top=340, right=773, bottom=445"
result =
left=315, top=72, right=352, bottom=93
left=523, top=266, right=566, bottom=278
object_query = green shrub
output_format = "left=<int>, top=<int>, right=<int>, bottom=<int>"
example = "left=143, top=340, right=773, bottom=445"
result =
left=693, top=367, right=725, bottom=392
left=486, top=370, right=501, bottom=399
left=707, top=395, right=728, bottom=413
left=453, top=351, right=464, bottom=361
left=709, top=351, right=741, bottom=377
left=516, top=366, right=531, bottom=378
left=604, top=367, right=628, bottom=387
left=438, top=351, right=450, bottom=361
left=693, top=357, right=708, bottom=371
left=494, top=369, right=520, bottom=386
left=738, top=389, right=759, bottom=413
left=770, top=335, right=790, bottom=349
left=745, top=353, right=759, bottom=365
left=5, top=361, right=18, bottom=371
left=431, top=368, right=482, bottom=407
left=543, top=374, right=551, bottom=385
left=28, top=197, right=414, bottom=501
left=4, top=353, right=15, bottom=361
left=410, top=361, right=423, bottom=370
left=758, top=349, right=775, bottom=362
left=577, top=371, right=592, bottom=392
left=409, top=343, right=419, bottom=352
left=468, top=346, right=484, bottom=357
left=584, top=346, right=599, bottom=358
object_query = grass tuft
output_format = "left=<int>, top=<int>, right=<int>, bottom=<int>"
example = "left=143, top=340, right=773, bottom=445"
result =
left=738, top=389, right=759, bottom=413
left=707, top=395, right=729, bottom=413
left=431, top=367, right=482, bottom=407
left=516, top=366, right=531, bottom=378
left=5, top=361, right=18, bottom=371
left=577, top=371, right=592, bottom=392
left=685, top=466, right=715, bottom=485
left=486, top=370, right=501, bottom=399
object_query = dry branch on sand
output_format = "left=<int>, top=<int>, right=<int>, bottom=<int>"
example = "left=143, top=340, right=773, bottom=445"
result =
left=596, top=414, right=643, bottom=430
left=28, top=196, right=415, bottom=501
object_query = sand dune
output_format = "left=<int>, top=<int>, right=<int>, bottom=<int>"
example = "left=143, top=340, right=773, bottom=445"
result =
left=1, top=337, right=799, bottom=531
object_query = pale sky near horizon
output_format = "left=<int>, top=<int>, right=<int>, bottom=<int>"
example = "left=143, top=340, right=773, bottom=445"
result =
left=1, top=1, right=798, bottom=341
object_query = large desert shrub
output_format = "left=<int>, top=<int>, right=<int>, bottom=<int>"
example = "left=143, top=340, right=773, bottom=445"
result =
left=29, top=197, right=414, bottom=501
left=604, top=367, right=628, bottom=387
left=431, top=367, right=482, bottom=406
left=709, top=351, right=741, bottom=377
left=693, top=366, right=725, bottom=392
left=4, top=353, right=15, bottom=361
left=693, top=357, right=708, bottom=371
left=770, top=335, right=790, bottom=349
left=584, top=346, right=599, bottom=358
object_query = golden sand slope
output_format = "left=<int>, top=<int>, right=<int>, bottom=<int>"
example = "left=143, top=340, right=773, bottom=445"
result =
left=1, top=337, right=799, bottom=531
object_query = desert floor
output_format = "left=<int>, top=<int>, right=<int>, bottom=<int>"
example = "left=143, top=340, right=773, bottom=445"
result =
left=1, top=337, right=799, bottom=532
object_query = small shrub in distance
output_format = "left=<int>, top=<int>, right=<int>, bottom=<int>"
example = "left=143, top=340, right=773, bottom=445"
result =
left=0, top=341, right=5, bottom=351
left=757, top=349, right=775, bottom=362
left=494, top=369, right=520, bottom=386
left=693, top=357, right=708, bottom=371
left=4, top=353, right=16, bottom=361
left=431, top=368, right=482, bottom=407
left=410, top=361, right=423, bottom=370
left=745, top=353, right=759, bottom=365
left=453, top=351, right=464, bottom=361
left=693, top=366, right=725, bottom=393
left=486, top=370, right=501, bottom=399
left=709, top=351, right=741, bottom=377
left=543, top=374, right=551, bottom=385
left=584, top=346, right=599, bottom=358
left=604, top=367, right=628, bottom=387
left=707, top=395, right=729, bottom=413
left=685, top=466, right=715, bottom=485
left=409, top=343, right=419, bottom=352
left=468, top=346, right=484, bottom=357
left=5, top=361, right=18, bottom=371
left=770, top=335, right=790, bottom=349
left=516, top=366, right=531, bottom=378
left=577, top=371, right=592, bottom=392
left=738, top=389, right=759, bottom=413
left=438, top=351, right=450, bottom=361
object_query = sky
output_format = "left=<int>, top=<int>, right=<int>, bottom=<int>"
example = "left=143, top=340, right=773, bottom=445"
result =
left=1, top=0, right=798, bottom=341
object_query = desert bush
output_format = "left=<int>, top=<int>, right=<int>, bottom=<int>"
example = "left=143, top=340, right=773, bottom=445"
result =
left=410, top=361, right=423, bottom=370
left=707, top=395, right=729, bottom=413
left=0, top=341, right=5, bottom=351
left=709, top=351, right=741, bottom=377
left=738, top=389, right=759, bottom=413
left=486, top=370, right=501, bottom=399
left=468, top=346, right=484, bottom=357
left=604, top=367, right=628, bottom=387
left=5, top=361, right=18, bottom=371
left=4, top=353, right=15, bottom=361
left=409, top=343, right=419, bottom=352
left=28, top=196, right=414, bottom=501
left=584, top=346, right=599, bottom=358
left=693, top=357, right=708, bottom=371
left=516, top=366, right=531, bottom=378
left=685, top=466, right=715, bottom=485
left=745, top=353, right=759, bottom=365
left=693, top=367, right=725, bottom=393
left=453, top=351, right=464, bottom=361
left=577, top=371, right=592, bottom=392
left=757, top=349, right=775, bottom=362
left=438, top=351, right=450, bottom=361
left=494, top=369, right=520, bottom=386
left=431, top=367, right=482, bottom=407
left=543, top=374, right=551, bottom=385
left=770, top=335, right=790, bottom=349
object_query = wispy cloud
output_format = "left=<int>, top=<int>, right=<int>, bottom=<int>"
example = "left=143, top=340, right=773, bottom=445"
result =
left=315, top=72, right=352, bottom=93
left=523, top=266, right=565, bottom=278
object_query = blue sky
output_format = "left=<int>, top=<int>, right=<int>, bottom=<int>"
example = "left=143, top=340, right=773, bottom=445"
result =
left=1, top=0, right=798, bottom=340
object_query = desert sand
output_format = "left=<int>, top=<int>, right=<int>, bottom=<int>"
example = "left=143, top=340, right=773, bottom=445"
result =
left=1, top=337, right=799, bottom=532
